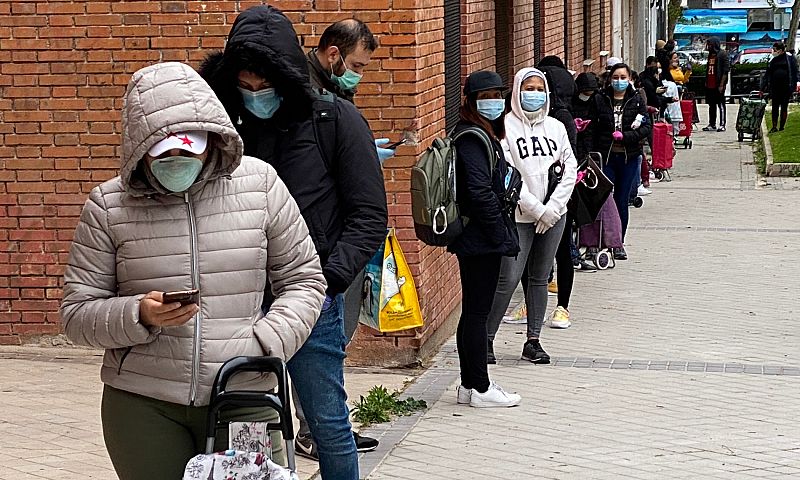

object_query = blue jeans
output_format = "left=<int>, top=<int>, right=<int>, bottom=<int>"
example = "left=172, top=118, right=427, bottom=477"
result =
left=604, top=153, right=641, bottom=242
left=287, top=294, right=358, bottom=479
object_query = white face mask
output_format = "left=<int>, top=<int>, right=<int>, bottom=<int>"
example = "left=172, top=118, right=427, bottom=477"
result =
left=579, top=93, right=592, bottom=102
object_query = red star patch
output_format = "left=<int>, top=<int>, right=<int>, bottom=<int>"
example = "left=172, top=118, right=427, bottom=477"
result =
left=180, top=135, right=194, bottom=147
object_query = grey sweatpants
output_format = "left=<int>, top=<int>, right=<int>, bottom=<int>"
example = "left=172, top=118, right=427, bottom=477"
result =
left=487, top=217, right=566, bottom=341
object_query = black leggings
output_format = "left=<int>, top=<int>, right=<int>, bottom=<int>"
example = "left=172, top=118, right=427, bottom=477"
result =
left=772, top=95, right=790, bottom=130
left=554, top=217, right=575, bottom=309
left=456, top=254, right=501, bottom=393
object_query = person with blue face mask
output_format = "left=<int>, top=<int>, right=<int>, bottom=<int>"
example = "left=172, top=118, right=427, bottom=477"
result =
left=200, top=7, right=388, bottom=479
left=486, top=68, right=577, bottom=368
left=448, top=70, right=521, bottom=409
left=60, top=62, right=326, bottom=480
left=586, top=62, right=652, bottom=261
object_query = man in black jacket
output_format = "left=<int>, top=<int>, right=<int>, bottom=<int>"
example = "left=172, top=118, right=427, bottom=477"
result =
left=199, top=6, right=387, bottom=479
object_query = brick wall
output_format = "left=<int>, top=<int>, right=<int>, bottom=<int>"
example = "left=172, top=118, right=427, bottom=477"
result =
left=1, top=0, right=621, bottom=359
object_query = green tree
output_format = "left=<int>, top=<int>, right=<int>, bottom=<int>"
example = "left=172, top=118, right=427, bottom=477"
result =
left=788, top=0, right=800, bottom=51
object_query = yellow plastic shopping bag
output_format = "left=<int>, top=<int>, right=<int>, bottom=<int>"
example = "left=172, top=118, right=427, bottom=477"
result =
left=359, top=229, right=423, bottom=332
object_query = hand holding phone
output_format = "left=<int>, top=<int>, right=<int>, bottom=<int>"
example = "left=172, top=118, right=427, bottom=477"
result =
left=139, top=290, right=199, bottom=328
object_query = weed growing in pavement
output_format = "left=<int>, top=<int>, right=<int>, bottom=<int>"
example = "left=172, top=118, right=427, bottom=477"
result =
left=753, top=138, right=767, bottom=175
left=351, top=385, right=427, bottom=426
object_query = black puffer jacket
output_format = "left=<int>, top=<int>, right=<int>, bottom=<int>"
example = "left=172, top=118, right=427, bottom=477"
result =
left=199, top=6, right=387, bottom=296
left=448, top=121, right=519, bottom=258
left=589, top=86, right=651, bottom=160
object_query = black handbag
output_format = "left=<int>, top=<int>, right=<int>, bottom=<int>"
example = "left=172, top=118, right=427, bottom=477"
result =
left=568, top=153, right=614, bottom=227
left=543, top=160, right=564, bottom=204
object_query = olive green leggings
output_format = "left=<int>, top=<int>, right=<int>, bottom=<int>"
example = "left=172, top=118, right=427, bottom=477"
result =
left=101, top=385, right=285, bottom=480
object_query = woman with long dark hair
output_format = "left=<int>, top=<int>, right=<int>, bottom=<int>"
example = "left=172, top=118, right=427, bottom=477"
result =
left=589, top=63, right=652, bottom=260
left=448, top=71, right=521, bottom=408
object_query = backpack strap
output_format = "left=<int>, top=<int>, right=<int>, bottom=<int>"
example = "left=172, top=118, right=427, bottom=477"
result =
left=451, top=126, right=498, bottom=174
left=311, top=88, right=338, bottom=171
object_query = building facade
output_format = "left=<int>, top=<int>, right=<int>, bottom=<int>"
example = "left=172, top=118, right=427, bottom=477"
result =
left=1, top=1, right=649, bottom=364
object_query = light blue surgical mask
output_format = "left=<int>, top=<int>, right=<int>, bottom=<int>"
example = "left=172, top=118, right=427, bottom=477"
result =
left=239, top=87, right=282, bottom=119
left=150, top=156, right=204, bottom=193
left=612, top=79, right=630, bottom=92
left=331, top=56, right=363, bottom=91
left=476, top=99, right=505, bottom=121
left=521, top=91, right=547, bottom=112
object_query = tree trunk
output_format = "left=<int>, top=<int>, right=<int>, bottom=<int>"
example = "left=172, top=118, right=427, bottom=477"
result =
left=667, top=0, right=683, bottom=39
left=789, top=0, right=800, bottom=52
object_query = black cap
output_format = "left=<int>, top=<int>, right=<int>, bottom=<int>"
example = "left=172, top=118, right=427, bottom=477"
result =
left=575, top=73, right=599, bottom=92
left=463, top=71, right=504, bottom=96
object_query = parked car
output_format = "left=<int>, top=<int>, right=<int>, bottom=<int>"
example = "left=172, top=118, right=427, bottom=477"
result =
left=730, top=48, right=772, bottom=96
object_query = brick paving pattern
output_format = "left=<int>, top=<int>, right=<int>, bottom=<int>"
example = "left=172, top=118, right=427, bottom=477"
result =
left=364, top=105, right=800, bottom=479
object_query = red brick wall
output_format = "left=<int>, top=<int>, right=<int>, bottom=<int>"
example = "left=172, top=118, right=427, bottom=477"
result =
left=1, top=0, right=618, bottom=356
left=0, top=0, right=426, bottom=346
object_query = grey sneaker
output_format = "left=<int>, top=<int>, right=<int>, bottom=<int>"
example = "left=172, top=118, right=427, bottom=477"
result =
left=295, top=431, right=318, bottom=460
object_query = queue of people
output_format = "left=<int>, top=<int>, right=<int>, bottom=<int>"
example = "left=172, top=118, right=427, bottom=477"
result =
left=60, top=4, right=788, bottom=477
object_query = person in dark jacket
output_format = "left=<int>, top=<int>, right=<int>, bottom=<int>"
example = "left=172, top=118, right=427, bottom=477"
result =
left=537, top=56, right=582, bottom=329
left=703, top=36, right=731, bottom=132
left=449, top=71, right=521, bottom=408
left=588, top=63, right=652, bottom=260
left=573, top=72, right=599, bottom=160
left=199, top=6, right=387, bottom=479
left=762, top=42, right=799, bottom=132
left=640, top=56, right=670, bottom=113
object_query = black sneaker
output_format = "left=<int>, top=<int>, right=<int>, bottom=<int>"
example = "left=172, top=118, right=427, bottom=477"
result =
left=295, top=431, right=318, bottom=460
left=521, top=339, right=550, bottom=364
left=702, top=125, right=717, bottom=132
left=354, top=432, right=379, bottom=453
left=613, top=247, right=628, bottom=260
left=575, top=259, right=597, bottom=271
left=717, top=126, right=726, bottom=132
left=487, top=340, right=496, bottom=365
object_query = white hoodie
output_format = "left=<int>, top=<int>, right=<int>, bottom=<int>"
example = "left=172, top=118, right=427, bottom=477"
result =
left=503, top=67, right=577, bottom=224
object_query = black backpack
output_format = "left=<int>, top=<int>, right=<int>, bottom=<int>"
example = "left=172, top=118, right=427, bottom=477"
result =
left=310, top=88, right=339, bottom=170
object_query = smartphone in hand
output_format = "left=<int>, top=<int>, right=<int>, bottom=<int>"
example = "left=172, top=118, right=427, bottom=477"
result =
left=162, top=289, right=200, bottom=306
left=384, top=139, right=407, bottom=150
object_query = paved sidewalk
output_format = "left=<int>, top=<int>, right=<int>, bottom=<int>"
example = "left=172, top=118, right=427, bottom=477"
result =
left=364, top=105, right=800, bottom=479
left=0, top=346, right=412, bottom=480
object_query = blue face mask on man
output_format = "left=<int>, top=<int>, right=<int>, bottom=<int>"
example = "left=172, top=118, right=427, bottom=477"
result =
left=238, top=87, right=282, bottom=119
left=521, top=91, right=548, bottom=112
left=476, top=99, right=506, bottom=121
left=150, top=156, right=204, bottom=193
left=612, top=79, right=630, bottom=92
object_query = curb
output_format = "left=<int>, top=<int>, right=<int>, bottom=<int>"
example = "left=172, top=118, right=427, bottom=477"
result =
left=762, top=110, right=800, bottom=177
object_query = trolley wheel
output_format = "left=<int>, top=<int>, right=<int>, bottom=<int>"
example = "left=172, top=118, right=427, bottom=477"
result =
left=632, top=197, right=644, bottom=208
left=594, top=250, right=611, bottom=270
left=738, top=132, right=744, bottom=142
left=688, top=139, right=693, bottom=149
left=608, top=256, right=617, bottom=269
left=683, top=137, right=690, bottom=148
left=654, top=170, right=664, bottom=180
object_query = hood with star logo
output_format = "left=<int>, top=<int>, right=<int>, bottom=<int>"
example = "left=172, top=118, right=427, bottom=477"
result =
left=120, top=62, right=244, bottom=196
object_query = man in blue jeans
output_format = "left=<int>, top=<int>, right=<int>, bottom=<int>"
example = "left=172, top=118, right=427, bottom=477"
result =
left=200, top=6, right=388, bottom=478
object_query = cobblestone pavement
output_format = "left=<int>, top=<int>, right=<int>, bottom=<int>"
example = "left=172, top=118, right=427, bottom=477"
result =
left=0, top=347, right=411, bottom=479
left=365, top=105, right=800, bottom=479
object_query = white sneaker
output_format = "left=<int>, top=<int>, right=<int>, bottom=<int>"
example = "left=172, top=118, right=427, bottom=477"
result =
left=637, top=185, right=652, bottom=196
left=457, top=385, right=472, bottom=404
left=469, top=382, right=522, bottom=408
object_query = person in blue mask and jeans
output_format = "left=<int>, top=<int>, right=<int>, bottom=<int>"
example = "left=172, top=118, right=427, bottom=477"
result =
left=588, top=63, right=651, bottom=260
left=200, top=6, right=388, bottom=480
left=449, top=71, right=521, bottom=409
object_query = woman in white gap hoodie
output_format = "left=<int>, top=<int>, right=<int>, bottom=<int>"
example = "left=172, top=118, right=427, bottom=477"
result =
left=487, top=67, right=577, bottom=364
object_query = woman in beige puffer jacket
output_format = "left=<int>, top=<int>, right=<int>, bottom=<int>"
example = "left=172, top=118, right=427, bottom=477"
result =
left=60, top=62, right=326, bottom=478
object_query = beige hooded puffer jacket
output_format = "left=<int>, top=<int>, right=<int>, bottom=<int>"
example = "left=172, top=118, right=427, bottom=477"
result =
left=60, top=62, right=326, bottom=406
